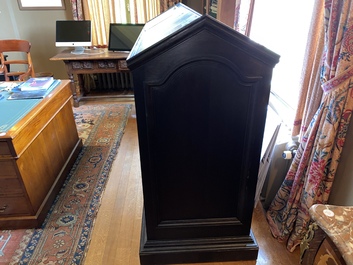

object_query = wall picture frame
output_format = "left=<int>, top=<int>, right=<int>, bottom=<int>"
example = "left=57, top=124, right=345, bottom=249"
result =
left=18, top=0, right=65, bottom=10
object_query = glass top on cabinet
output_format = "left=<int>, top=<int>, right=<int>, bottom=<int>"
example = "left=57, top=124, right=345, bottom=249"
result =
left=127, top=3, right=201, bottom=59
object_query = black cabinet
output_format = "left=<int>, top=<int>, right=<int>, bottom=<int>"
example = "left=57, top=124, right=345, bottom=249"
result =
left=127, top=4, right=280, bottom=264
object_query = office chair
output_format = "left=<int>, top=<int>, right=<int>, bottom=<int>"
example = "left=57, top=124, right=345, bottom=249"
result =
left=0, top=39, right=35, bottom=81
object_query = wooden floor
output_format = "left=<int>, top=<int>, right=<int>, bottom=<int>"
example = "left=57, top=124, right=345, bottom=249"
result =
left=81, top=99, right=301, bottom=265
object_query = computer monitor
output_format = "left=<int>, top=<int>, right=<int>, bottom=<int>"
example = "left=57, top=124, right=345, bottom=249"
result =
left=108, top=23, right=144, bottom=52
left=56, top=20, right=92, bottom=55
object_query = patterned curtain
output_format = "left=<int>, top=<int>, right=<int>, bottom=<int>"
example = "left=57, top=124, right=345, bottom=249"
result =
left=70, top=0, right=84, bottom=20
left=267, top=0, right=353, bottom=252
left=159, top=0, right=181, bottom=13
left=234, top=0, right=255, bottom=36
left=292, top=1, right=325, bottom=139
left=69, top=0, right=164, bottom=46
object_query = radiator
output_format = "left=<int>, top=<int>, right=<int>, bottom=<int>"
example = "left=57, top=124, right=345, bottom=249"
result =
left=254, top=99, right=300, bottom=209
left=83, top=72, right=134, bottom=92
left=255, top=106, right=281, bottom=207
left=260, top=138, right=299, bottom=209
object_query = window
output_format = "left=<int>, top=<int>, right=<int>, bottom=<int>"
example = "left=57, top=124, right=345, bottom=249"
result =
left=250, top=1, right=315, bottom=127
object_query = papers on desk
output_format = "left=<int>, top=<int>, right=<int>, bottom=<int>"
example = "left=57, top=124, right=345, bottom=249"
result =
left=0, top=82, right=18, bottom=92
left=7, top=79, right=61, bottom=100
left=8, top=90, right=49, bottom=100
left=18, top=77, right=55, bottom=91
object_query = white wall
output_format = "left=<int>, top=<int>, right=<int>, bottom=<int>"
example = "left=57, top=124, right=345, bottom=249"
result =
left=0, top=0, right=72, bottom=79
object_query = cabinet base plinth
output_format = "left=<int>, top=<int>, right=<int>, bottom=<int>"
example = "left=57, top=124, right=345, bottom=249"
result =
left=139, top=227, right=258, bottom=264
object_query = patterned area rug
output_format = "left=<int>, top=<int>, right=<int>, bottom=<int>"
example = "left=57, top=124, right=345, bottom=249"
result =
left=0, top=103, right=132, bottom=265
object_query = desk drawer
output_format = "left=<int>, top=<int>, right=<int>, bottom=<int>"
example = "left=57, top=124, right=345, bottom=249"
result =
left=0, top=178, right=23, bottom=196
left=0, top=196, right=31, bottom=216
left=0, top=141, right=13, bottom=157
left=0, top=160, right=17, bottom=177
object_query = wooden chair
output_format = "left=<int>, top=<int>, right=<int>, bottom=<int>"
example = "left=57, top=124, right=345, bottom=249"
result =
left=0, top=39, right=35, bottom=81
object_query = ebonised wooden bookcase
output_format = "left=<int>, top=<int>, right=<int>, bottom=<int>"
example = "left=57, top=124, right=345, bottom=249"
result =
left=127, top=4, right=280, bottom=264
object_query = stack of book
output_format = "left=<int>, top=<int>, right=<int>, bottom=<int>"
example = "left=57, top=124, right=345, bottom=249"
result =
left=18, top=77, right=55, bottom=91
left=8, top=77, right=59, bottom=100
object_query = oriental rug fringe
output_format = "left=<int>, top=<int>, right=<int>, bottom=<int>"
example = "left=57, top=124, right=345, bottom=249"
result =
left=0, top=103, right=132, bottom=265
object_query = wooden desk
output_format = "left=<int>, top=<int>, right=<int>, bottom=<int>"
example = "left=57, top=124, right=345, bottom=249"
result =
left=50, top=48, right=131, bottom=107
left=0, top=80, right=82, bottom=229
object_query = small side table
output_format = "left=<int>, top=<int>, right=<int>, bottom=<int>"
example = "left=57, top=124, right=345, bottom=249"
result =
left=35, top=72, right=54, bottom=78
left=300, top=204, right=353, bottom=265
